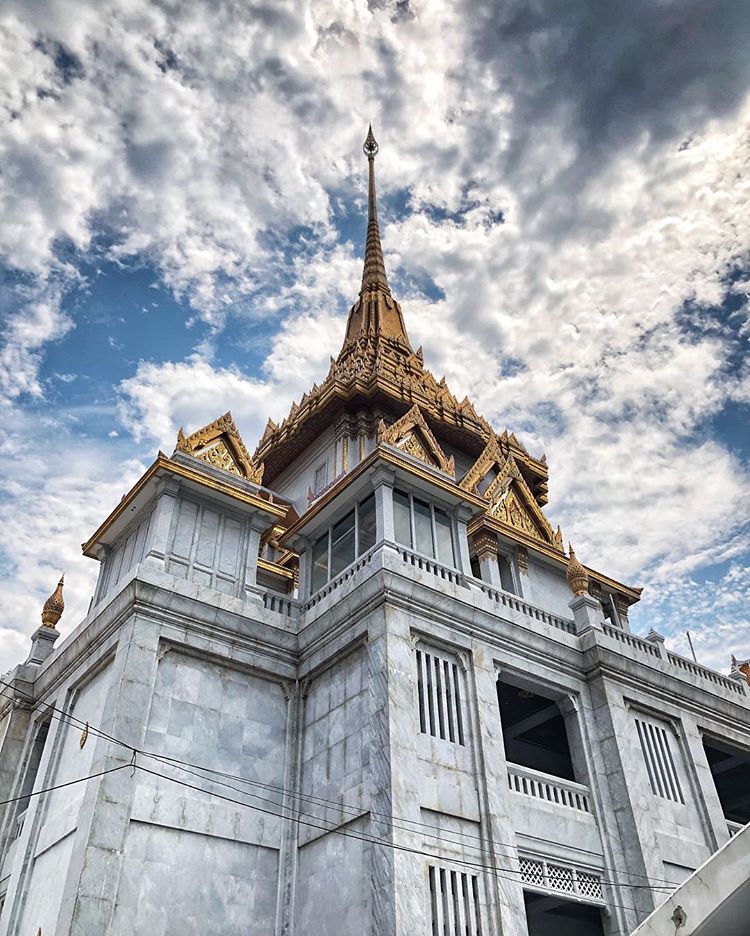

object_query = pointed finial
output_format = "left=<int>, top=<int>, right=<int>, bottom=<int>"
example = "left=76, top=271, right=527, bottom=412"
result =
left=360, top=125, right=390, bottom=295
left=566, top=545, right=589, bottom=597
left=41, top=575, right=65, bottom=628
left=363, top=124, right=379, bottom=159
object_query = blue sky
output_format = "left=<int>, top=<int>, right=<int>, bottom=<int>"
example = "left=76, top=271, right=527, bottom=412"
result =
left=0, top=0, right=749, bottom=673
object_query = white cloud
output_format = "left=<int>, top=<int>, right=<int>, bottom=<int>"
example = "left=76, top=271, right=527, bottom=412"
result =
left=0, top=410, right=146, bottom=674
left=0, top=0, right=748, bottom=671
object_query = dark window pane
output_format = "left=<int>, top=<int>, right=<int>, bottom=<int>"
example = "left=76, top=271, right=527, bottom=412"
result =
left=394, top=490, right=412, bottom=547
left=414, top=497, right=434, bottom=557
left=358, top=494, right=376, bottom=554
left=311, top=534, right=329, bottom=592
left=434, top=508, right=453, bottom=566
left=498, top=555, right=516, bottom=594
left=330, top=510, right=356, bottom=577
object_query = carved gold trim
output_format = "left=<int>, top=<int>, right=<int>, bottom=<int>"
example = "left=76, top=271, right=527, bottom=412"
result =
left=467, top=514, right=641, bottom=603
left=377, top=404, right=456, bottom=476
left=566, top=544, right=590, bottom=597
left=177, top=411, right=264, bottom=484
left=41, top=575, right=64, bottom=628
left=473, top=530, right=498, bottom=562
left=258, top=558, right=295, bottom=580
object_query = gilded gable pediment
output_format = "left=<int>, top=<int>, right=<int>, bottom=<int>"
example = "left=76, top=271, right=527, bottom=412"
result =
left=377, top=404, right=456, bottom=476
left=463, top=443, right=558, bottom=546
left=176, top=412, right=264, bottom=484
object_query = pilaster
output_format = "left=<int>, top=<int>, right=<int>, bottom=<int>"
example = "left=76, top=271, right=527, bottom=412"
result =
left=474, top=530, right=501, bottom=588
left=568, top=593, right=604, bottom=634
left=59, top=615, right=162, bottom=934
left=142, top=477, right=181, bottom=567
left=24, top=626, right=60, bottom=666
left=243, top=513, right=270, bottom=603
left=372, top=468, right=396, bottom=545
left=471, top=654, right=529, bottom=936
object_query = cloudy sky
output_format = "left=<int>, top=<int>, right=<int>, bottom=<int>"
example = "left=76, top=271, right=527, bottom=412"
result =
left=1, top=0, right=748, bottom=674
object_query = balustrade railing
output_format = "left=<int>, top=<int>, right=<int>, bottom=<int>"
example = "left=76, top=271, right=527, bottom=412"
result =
left=508, top=763, right=592, bottom=814
left=303, top=543, right=381, bottom=610
left=394, top=544, right=465, bottom=587
left=261, top=591, right=299, bottom=617
left=477, top=581, right=576, bottom=635
left=666, top=651, right=746, bottom=696
left=602, top=623, right=662, bottom=658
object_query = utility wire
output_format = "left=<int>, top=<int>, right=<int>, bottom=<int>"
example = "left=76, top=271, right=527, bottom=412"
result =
left=0, top=763, right=129, bottom=810
left=0, top=677, right=676, bottom=913
left=141, top=751, right=676, bottom=896
left=0, top=677, right=687, bottom=892
left=133, top=760, right=669, bottom=917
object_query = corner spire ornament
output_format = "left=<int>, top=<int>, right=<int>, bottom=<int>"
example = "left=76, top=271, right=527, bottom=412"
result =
left=41, top=575, right=65, bottom=628
left=361, top=124, right=390, bottom=295
left=566, top=545, right=589, bottom=597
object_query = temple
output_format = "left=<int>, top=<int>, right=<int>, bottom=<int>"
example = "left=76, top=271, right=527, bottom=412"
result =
left=0, top=129, right=748, bottom=936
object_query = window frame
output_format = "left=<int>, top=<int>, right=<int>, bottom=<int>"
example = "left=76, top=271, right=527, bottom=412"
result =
left=393, top=488, right=455, bottom=567
left=496, top=549, right=521, bottom=596
left=309, top=492, right=377, bottom=593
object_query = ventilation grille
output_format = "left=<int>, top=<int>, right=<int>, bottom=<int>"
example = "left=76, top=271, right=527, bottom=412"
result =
left=635, top=717, right=684, bottom=804
left=519, top=856, right=603, bottom=902
left=416, top=648, right=465, bottom=745
left=428, top=865, right=483, bottom=936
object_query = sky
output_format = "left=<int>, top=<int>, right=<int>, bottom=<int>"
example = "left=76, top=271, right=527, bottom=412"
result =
left=0, top=0, right=749, bottom=675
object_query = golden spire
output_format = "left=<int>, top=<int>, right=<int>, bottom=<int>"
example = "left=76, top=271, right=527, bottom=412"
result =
left=340, top=127, right=411, bottom=349
left=361, top=125, right=390, bottom=295
left=41, top=575, right=65, bottom=628
left=566, top=545, right=589, bottom=597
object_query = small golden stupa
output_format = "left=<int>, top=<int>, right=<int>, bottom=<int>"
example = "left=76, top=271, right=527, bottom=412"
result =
left=41, top=575, right=65, bottom=628
left=566, top=545, right=589, bottom=597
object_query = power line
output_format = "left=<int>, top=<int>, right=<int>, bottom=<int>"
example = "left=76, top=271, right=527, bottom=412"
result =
left=132, top=760, right=668, bottom=917
left=141, top=751, right=676, bottom=896
left=0, top=763, right=129, bottom=810
left=0, top=677, right=686, bottom=892
left=0, top=673, right=675, bottom=914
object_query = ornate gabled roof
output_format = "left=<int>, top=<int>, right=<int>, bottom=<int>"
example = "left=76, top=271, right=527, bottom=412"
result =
left=176, top=411, right=264, bottom=484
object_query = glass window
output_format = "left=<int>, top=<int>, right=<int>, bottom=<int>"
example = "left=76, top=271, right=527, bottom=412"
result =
left=434, top=508, right=453, bottom=565
left=414, top=497, right=434, bottom=557
left=311, top=534, right=329, bottom=593
left=330, top=510, right=355, bottom=578
left=498, top=554, right=516, bottom=594
left=394, top=490, right=412, bottom=547
left=309, top=495, right=380, bottom=594
left=358, top=493, right=376, bottom=554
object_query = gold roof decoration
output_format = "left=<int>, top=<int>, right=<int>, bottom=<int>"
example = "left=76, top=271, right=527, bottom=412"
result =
left=377, top=404, right=456, bottom=476
left=251, top=128, right=549, bottom=504
left=566, top=545, right=590, bottom=597
left=460, top=440, right=561, bottom=549
left=731, top=656, right=750, bottom=686
left=176, top=411, right=264, bottom=484
left=41, top=575, right=64, bottom=628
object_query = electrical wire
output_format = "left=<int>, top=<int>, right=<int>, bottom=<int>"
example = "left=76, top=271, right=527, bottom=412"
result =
left=0, top=677, right=676, bottom=914
left=0, top=763, right=129, bottom=810
left=0, top=677, right=688, bottom=892
left=132, top=760, right=669, bottom=917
